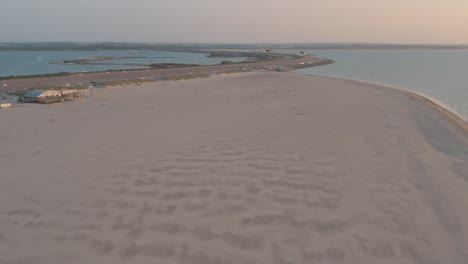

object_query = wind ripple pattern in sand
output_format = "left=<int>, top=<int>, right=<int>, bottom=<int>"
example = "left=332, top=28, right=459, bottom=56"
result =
left=0, top=140, right=415, bottom=264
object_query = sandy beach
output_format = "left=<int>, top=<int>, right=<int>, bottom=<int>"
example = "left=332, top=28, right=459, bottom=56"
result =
left=1, top=72, right=467, bottom=264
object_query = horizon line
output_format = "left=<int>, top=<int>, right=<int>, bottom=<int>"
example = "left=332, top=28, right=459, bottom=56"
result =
left=1, top=41, right=468, bottom=46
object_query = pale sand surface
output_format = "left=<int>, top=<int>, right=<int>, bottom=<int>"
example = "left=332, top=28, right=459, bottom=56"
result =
left=0, top=72, right=467, bottom=264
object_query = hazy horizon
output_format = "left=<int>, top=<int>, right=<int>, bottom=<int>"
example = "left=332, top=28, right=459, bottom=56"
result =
left=2, top=42, right=468, bottom=47
left=2, top=0, right=468, bottom=44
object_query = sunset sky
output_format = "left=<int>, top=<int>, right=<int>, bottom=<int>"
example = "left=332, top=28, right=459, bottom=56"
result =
left=1, top=0, right=467, bottom=44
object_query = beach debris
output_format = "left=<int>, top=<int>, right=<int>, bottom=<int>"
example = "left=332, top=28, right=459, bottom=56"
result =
left=0, top=103, right=12, bottom=109
left=0, top=93, right=18, bottom=104
left=90, top=81, right=104, bottom=88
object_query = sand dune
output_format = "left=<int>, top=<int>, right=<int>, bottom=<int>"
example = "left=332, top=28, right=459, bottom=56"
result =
left=0, top=72, right=467, bottom=264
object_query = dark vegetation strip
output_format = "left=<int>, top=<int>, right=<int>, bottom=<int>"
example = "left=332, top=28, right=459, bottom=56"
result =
left=0, top=51, right=299, bottom=81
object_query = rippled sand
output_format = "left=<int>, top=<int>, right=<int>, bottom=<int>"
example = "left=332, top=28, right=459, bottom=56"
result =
left=0, top=72, right=467, bottom=264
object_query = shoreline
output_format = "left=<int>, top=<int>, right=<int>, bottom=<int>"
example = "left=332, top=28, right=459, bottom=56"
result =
left=2, top=65, right=467, bottom=136
left=0, top=56, right=333, bottom=93
left=0, top=52, right=300, bottom=82
left=2, top=60, right=466, bottom=137
left=393, top=87, right=468, bottom=135
left=299, top=73, right=468, bottom=135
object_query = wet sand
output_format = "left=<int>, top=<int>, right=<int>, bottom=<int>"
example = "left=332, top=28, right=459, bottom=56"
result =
left=0, top=72, right=467, bottom=264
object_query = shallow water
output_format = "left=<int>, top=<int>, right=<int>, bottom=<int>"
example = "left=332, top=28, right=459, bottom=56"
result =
left=294, top=49, right=468, bottom=121
left=0, top=50, right=246, bottom=77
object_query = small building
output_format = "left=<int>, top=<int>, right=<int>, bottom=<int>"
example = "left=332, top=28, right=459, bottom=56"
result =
left=22, top=90, right=82, bottom=104
left=23, top=90, right=60, bottom=103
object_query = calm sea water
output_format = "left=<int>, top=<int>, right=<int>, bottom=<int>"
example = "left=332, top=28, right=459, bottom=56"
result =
left=0, top=50, right=246, bottom=77
left=295, top=49, right=468, bottom=122
left=2, top=49, right=467, bottom=121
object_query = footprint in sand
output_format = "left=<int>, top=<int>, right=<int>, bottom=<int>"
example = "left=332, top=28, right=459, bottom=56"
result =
left=303, top=250, right=323, bottom=262
left=325, top=247, right=347, bottom=262
left=356, top=236, right=396, bottom=259
left=0, top=232, right=6, bottom=242
left=88, top=239, right=114, bottom=256
left=0, top=209, right=41, bottom=218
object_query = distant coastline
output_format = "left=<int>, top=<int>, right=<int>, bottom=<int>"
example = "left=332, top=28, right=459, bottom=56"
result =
left=2, top=43, right=466, bottom=129
left=0, top=48, right=301, bottom=80
left=1, top=42, right=468, bottom=52
left=0, top=55, right=334, bottom=93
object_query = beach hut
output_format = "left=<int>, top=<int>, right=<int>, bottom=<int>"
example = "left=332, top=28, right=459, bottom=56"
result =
left=22, top=90, right=81, bottom=104
left=22, top=90, right=60, bottom=103
left=61, top=90, right=83, bottom=101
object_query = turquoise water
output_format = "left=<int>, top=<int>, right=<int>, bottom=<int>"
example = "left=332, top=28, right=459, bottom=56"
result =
left=0, top=50, right=246, bottom=77
left=295, top=49, right=468, bottom=121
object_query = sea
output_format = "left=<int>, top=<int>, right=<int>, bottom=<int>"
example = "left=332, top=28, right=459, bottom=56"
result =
left=294, top=49, right=468, bottom=122
left=1, top=48, right=467, bottom=122
left=0, top=50, right=247, bottom=77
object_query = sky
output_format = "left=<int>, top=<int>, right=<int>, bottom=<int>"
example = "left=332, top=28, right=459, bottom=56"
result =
left=1, top=0, right=467, bottom=44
